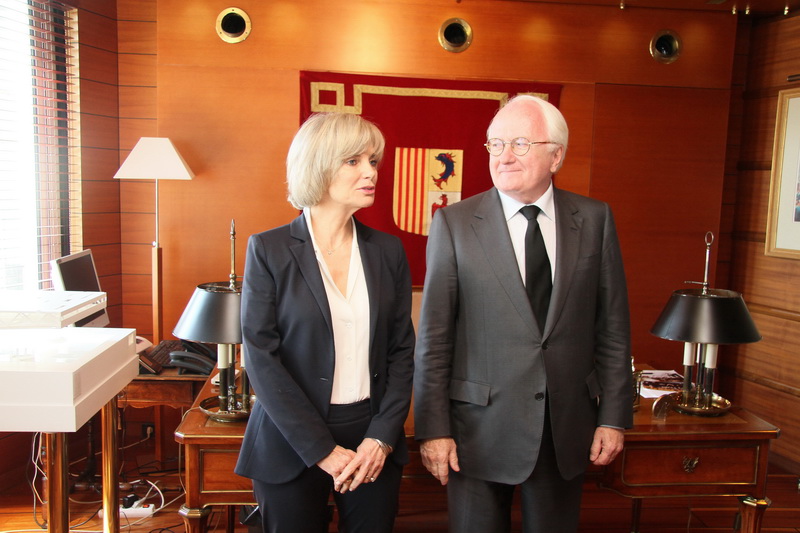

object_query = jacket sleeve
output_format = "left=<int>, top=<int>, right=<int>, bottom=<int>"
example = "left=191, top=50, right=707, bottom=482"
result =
left=241, top=234, right=337, bottom=467
left=364, top=236, right=416, bottom=449
left=413, top=210, right=459, bottom=440
left=594, top=203, right=634, bottom=429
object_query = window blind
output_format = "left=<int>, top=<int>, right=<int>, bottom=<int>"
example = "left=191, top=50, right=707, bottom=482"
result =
left=0, top=0, right=80, bottom=290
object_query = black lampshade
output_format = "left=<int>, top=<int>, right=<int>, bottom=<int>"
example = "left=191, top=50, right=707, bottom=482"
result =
left=650, top=288, right=761, bottom=344
left=173, top=281, right=242, bottom=344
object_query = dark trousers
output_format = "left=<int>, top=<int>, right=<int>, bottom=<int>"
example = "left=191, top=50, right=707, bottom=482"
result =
left=252, top=400, right=402, bottom=533
left=447, top=411, right=585, bottom=533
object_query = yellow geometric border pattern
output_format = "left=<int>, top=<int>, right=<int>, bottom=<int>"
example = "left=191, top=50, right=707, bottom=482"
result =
left=309, top=82, right=550, bottom=114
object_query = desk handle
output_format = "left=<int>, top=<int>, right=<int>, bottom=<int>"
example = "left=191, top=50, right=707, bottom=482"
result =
left=682, top=456, right=700, bottom=473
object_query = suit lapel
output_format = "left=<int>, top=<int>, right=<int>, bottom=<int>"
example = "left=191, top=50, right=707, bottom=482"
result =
left=473, top=189, right=540, bottom=336
left=288, top=215, right=333, bottom=334
left=355, top=220, right=381, bottom=360
left=545, top=189, right=582, bottom=336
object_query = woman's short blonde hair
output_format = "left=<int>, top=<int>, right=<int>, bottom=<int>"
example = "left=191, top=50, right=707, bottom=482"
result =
left=286, top=113, right=385, bottom=209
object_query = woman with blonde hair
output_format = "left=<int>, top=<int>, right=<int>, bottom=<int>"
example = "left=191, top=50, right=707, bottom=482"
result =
left=235, top=112, right=415, bottom=533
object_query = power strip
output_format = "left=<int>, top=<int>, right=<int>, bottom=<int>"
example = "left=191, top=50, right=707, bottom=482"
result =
left=98, top=503, right=155, bottom=519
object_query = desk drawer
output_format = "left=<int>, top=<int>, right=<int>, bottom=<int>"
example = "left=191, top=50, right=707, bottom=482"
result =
left=199, top=449, right=253, bottom=492
left=620, top=444, right=759, bottom=487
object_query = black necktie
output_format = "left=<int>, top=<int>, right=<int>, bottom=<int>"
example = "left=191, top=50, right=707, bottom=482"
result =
left=521, top=205, right=552, bottom=332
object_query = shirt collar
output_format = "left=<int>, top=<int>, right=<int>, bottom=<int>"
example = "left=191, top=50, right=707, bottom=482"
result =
left=497, top=182, right=555, bottom=222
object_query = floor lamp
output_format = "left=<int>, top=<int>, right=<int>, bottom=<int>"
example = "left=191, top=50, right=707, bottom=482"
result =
left=114, top=137, right=194, bottom=344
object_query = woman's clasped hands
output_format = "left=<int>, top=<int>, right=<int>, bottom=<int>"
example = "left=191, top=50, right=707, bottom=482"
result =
left=317, top=439, right=389, bottom=493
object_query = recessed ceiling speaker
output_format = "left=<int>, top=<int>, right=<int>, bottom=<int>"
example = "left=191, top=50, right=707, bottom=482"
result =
left=650, top=30, right=681, bottom=63
left=438, top=18, right=473, bottom=53
left=216, top=7, right=251, bottom=44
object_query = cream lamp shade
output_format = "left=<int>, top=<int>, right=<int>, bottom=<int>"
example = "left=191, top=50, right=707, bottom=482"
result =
left=113, top=137, right=194, bottom=181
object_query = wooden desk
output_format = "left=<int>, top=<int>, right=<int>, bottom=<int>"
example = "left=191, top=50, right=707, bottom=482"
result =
left=117, top=368, right=207, bottom=464
left=174, top=375, right=254, bottom=533
left=600, top=397, right=779, bottom=533
left=174, top=381, right=780, bottom=533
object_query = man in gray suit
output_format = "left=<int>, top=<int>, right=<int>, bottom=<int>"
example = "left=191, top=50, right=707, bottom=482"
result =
left=413, top=95, right=633, bottom=532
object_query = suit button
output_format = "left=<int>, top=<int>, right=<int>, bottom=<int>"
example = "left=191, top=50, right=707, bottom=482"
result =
left=535, top=392, right=545, bottom=401
left=542, top=341, right=549, bottom=350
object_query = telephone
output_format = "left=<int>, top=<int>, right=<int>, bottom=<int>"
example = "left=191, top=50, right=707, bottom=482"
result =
left=169, top=340, right=217, bottom=375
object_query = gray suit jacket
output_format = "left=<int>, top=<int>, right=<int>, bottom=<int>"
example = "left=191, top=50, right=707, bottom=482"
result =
left=413, top=186, right=632, bottom=484
left=235, top=215, right=415, bottom=484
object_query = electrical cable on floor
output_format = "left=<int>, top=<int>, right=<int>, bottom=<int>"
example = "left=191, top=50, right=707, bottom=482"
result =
left=27, top=433, right=46, bottom=530
left=17, top=413, right=195, bottom=533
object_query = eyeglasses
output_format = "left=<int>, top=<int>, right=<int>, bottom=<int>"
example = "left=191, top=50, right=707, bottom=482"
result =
left=484, top=138, right=556, bottom=157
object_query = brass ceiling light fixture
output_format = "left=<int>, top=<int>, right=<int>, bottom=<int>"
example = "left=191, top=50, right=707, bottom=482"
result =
left=216, top=7, right=251, bottom=44
left=649, top=30, right=681, bottom=64
left=438, top=18, right=473, bottom=53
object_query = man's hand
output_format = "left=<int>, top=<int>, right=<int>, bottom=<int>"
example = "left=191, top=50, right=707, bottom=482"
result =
left=589, top=427, right=624, bottom=465
left=420, top=437, right=460, bottom=485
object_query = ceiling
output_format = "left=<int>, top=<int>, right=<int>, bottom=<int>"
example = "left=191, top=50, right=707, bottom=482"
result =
left=512, top=0, right=800, bottom=16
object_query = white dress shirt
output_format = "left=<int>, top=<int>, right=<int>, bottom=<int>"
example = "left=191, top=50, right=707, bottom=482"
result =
left=497, top=183, right=557, bottom=284
left=303, top=209, right=371, bottom=405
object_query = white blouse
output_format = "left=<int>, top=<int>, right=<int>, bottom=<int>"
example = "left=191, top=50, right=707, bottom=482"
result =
left=303, top=209, right=371, bottom=405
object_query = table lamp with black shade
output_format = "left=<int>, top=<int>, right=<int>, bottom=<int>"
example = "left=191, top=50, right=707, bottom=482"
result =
left=172, top=221, right=251, bottom=421
left=650, top=232, right=761, bottom=416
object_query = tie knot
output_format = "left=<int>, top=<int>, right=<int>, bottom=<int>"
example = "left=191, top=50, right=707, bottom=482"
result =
left=520, top=205, right=541, bottom=221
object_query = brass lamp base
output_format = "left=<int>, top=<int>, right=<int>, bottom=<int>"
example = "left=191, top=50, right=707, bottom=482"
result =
left=199, top=394, right=256, bottom=422
left=656, top=391, right=731, bottom=417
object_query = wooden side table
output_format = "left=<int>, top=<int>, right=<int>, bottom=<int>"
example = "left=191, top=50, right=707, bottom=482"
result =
left=600, top=398, right=779, bottom=533
left=174, top=375, right=255, bottom=533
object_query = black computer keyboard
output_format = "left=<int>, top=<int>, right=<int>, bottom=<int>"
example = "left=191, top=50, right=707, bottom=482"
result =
left=148, top=339, right=184, bottom=368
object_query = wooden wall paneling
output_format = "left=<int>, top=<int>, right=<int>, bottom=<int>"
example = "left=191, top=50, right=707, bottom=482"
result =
left=119, top=86, right=157, bottom=118
left=77, top=47, right=118, bottom=86
left=80, top=146, right=120, bottom=180
left=554, top=83, right=595, bottom=197
left=156, top=0, right=737, bottom=90
left=83, top=213, right=122, bottom=246
left=726, top=13, right=800, bottom=466
left=746, top=16, right=800, bottom=90
left=118, top=53, right=156, bottom=87
left=725, top=374, right=800, bottom=465
left=590, top=84, right=731, bottom=370
left=741, top=94, right=782, bottom=163
left=117, top=20, right=156, bottom=54
left=120, top=180, right=155, bottom=214
left=71, top=0, right=116, bottom=18
left=80, top=79, right=119, bottom=117
left=91, top=243, right=123, bottom=327
left=731, top=169, right=770, bottom=237
left=732, top=240, right=800, bottom=312
left=90, top=243, right=121, bottom=275
left=0, top=433, right=37, bottom=490
left=118, top=118, right=157, bottom=150
left=117, top=0, right=155, bottom=21
left=121, top=212, right=156, bottom=245
left=122, top=268, right=152, bottom=305
left=154, top=65, right=301, bottom=335
left=80, top=114, right=119, bottom=150
left=728, top=313, right=800, bottom=391
left=81, top=179, right=120, bottom=214
left=100, top=270, right=123, bottom=307
left=121, top=301, right=154, bottom=340
left=76, top=8, right=117, bottom=52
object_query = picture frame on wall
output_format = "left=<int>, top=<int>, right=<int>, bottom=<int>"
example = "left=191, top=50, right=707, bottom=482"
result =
left=766, top=87, right=800, bottom=259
